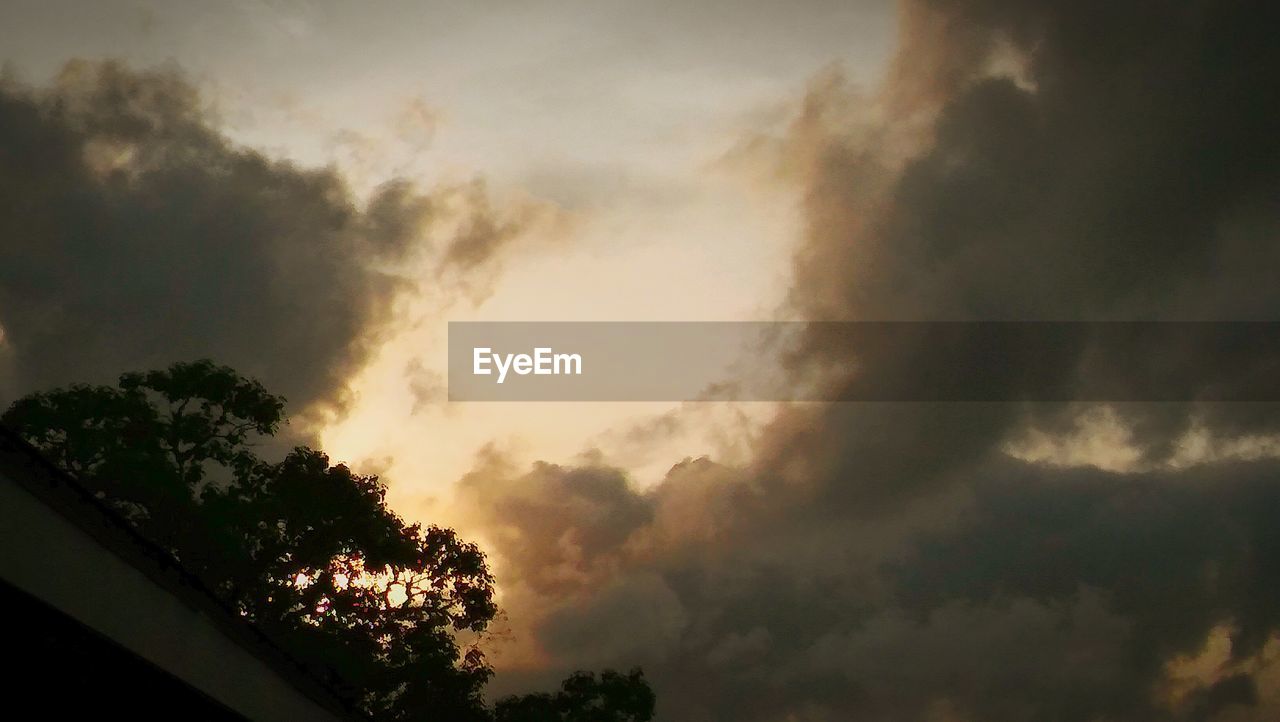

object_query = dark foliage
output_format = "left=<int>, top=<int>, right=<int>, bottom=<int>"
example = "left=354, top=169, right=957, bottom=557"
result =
left=3, top=360, right=654, bottom=721
left=4, top=360, right=494, bottom=719
left=494, top=669, right=656, bottom=722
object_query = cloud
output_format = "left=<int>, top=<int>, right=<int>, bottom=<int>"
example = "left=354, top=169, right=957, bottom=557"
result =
left=404, top=356, right=446, bottom=415
left=460, top=0, right=1280, bottom=719
left=458, top=452, right=656, bottom=597
left=0, top=60, right=548, bottom=421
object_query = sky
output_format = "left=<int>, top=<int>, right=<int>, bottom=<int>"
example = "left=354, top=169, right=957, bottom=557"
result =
left=2, top=1, right=1280, bottom=720
left=0, top=0, right=896, bottom=497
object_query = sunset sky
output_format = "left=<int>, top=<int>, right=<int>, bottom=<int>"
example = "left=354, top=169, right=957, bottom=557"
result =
left=2, top=1, right=1279, bottom=720
left=1, top=0, right=895, bottom=495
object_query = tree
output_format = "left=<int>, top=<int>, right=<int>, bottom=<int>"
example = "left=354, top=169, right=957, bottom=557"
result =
left=3, top=360, right=494, bottom=719
left=494, top=669, right=657, bottom=722
left=3, top=360, right=656, bottom=721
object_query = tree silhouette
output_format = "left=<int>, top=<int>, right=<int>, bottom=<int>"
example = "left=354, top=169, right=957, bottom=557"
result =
left=4, top=360, right=654, bottom=720
left=494, top=669, right=656, bottom=722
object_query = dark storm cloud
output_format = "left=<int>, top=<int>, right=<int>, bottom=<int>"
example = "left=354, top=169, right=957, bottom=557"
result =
left=771, top=0, right=1280, bottom=498
left=463, top=0, right=1280, bottom=720
left=790, top=0, right=1280, bottom=325
left=0, top=61, right=536, bottom=415
left=476, top=439, right=1280, bottom=721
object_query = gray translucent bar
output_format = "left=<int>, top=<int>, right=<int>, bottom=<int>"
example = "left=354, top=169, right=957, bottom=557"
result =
left=447, top=322, right=1280, bottom=402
